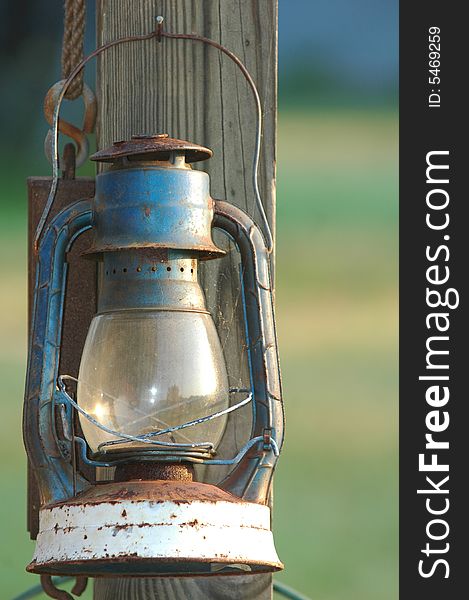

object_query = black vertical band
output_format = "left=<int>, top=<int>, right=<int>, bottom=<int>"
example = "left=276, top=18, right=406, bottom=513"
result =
left=400, top=4, right=467, bottom=597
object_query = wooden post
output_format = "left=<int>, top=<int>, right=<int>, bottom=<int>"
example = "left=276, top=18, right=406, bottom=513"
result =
left=94, top=1, right=278, bottom=598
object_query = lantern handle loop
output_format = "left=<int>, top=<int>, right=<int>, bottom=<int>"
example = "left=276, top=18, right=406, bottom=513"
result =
left=34, top=17, right=273, bottom=254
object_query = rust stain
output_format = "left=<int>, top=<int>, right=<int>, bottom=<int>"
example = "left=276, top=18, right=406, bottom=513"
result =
left=50, top=480, right=243, bottom=508
left=180, top=519, right=199, bottom=528
left=90, top=134, right=212, bottom=164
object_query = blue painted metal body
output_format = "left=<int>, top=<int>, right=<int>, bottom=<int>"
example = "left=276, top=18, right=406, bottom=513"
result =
left=85, top=166, right=223, bottom=258
left=23, top=200, right=92, bottom=505
left=23, top=161, right=284, bottom=509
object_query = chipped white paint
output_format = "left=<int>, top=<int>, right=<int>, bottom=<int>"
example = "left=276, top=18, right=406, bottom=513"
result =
left=31, top=496, right=282, bottom=573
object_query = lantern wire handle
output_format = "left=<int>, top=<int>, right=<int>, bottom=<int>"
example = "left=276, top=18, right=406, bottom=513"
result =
left=57, top=375, right=252, bottom=452
left=34, top=16, right=273, bottom=253
left=160, top=20, right=274, bottom=254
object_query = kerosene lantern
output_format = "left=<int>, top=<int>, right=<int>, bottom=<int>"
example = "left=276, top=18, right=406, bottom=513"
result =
left=23, top=132, right=284, bottom=578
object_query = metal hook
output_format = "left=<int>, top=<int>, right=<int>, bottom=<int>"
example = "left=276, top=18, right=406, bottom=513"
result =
left=40, top=575, right=87, bottom=600
left=43, top=80, right=97, bottom=170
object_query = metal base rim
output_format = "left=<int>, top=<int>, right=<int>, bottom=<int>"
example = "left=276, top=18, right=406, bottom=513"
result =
left=30, top=481, right=282, bottom=578
left=27, top=557, right=283, bottom=578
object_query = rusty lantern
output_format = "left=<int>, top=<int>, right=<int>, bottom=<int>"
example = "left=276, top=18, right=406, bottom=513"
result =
left=24, top=133, right=285, bottom=578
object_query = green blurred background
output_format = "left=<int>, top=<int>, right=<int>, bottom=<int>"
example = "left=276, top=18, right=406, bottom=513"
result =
left=0, top=1, right=397, bottom=599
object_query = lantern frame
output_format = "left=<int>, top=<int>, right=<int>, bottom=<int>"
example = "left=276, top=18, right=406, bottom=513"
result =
left=23, top=18, right=285, bottom=579
left=24, top=192, right=284, bottom=506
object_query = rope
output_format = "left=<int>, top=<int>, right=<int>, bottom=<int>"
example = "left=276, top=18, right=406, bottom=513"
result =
left=61, top=0, right=86, bottom=100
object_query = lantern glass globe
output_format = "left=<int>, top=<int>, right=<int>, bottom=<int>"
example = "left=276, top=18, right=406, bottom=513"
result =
left=77, top=310, right=229, bottom=454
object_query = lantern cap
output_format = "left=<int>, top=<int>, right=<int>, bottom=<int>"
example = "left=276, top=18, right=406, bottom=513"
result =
left=91, top=133, right=213, bottom=163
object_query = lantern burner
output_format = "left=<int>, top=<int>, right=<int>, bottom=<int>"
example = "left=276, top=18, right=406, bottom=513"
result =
left=113, top=461, right=195, bottom=482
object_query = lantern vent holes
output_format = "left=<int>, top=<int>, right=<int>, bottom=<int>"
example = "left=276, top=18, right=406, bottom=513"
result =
left=104, top=261, right=197, bottom=279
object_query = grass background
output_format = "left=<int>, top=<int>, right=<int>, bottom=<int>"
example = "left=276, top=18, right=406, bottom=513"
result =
left=0, top=108, right=397, bottom=599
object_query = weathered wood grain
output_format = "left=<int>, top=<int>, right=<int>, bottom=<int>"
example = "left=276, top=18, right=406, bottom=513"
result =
left=95, top=1, right=277, bottom=598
